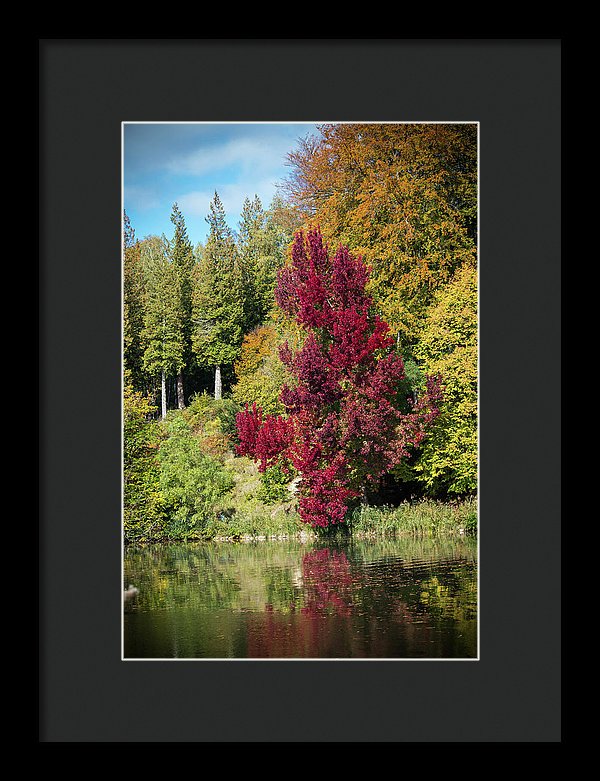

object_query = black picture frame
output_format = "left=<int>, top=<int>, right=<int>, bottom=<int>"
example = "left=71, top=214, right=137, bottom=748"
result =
left=40, top=38, right=561, bottom=742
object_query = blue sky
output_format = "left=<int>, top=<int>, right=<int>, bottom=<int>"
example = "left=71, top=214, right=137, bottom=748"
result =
left=123, top=122, right=321, bottom=247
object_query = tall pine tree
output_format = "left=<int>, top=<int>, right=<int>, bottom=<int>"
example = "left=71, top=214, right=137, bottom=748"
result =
left=123, top=211, right=146, bottom=391
left=141, top=237, right=185, bottom=418
left=237, top=195, right=287, bottom=331
left=192, top=192, right=244, bottom=399
left=168, top=203, right=195, bottom=409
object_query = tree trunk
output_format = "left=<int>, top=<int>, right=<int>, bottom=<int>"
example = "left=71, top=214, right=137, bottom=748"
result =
left=214, top=365, right=222, bottom=400
left=177, top=371, right=185, bottom=409
left=161, top=370, right=167, bottom=419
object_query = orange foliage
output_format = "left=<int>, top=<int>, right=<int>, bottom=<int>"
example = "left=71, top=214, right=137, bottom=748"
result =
left=283, top=123, right=477, bottom=345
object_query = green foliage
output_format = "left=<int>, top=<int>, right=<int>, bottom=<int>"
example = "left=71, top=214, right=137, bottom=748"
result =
left=123, top=385, right=165, bottom=542
left=238, top=195, right=287, bottom=330
left=123, top=126, right=478, bottom=536
left=192, top=192, right=245, bottom=372
left=182, top=392, right=240, bottom=456
left=168, top=203, right=196, bottom=391
left=411, top=264, right=478, bottom=495
left=168, top=203, right=195, bottom=282
left=257, top=463, right=294, bottom=504
left=157, top=414, right=234, bottom=539
left=202, top=508, right=305, bottom=541
left=140, top=236, right=185, bottom=379
left=200, top=455, right=304, bottom=540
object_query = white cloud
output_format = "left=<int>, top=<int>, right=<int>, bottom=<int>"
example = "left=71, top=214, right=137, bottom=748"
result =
left=166, top=134, right=293, bottom=178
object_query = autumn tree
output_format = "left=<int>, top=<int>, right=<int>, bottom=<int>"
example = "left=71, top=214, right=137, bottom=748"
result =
left=283, top=123, right=477, bottom=348
left=192, top=192, right=244, bottom=400
left=236, top=229, right=442, bottom=528
left=268, top=192, right=304, bottom=243
left=168, top=203, right=196, bottom=409
left=232, top=324, right=290, bottom=416
left=410, top=264, right=478, bottom=494
left=141, top=236, right=185, bottom=419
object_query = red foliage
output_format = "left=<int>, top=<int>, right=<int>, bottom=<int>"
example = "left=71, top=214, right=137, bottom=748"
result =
left=236, top=402, right=295, bottom=473
left=236, top=229, right=442, bottom=528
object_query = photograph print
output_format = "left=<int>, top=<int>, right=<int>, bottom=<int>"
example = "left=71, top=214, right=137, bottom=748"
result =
left=122, top=121, right=478, bottom=660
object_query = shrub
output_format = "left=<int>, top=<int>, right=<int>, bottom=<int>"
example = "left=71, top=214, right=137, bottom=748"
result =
left=123, top=384, right=165, bottom=542
left=157, top=414, right=234, bottom=538
left=182, top=392, right=240, bottom=457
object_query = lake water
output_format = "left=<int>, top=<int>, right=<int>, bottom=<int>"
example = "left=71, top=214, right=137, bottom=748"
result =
left=123, top=537, right=478, bottom=659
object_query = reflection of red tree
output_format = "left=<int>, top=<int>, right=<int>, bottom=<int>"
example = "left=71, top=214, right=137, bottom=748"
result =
left=245, top=548, right=358, bottom=657
left=244, top=549, right=467, bottom=658
left=301, top=548, right=355, bottom=618
left=246, top=609, right=310, bottom=658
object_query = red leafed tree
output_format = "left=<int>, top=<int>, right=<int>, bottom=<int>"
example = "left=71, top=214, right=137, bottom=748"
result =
left=236, top=228, right=442, bottom=528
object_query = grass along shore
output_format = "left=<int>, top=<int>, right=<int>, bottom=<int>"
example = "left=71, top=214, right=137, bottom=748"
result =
left=165, top=496, right=478, bottom=544
left=347, top=497, right=477, bottom=539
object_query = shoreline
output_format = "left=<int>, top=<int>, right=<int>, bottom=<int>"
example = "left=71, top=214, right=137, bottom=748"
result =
left=124, top=526, right=478, bottom=547
left=124, top=496, right=478, bottom=547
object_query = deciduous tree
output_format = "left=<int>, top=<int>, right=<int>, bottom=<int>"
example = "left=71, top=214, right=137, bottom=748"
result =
left=232, top=323, right=292, bottom=416
left=123, top=384, right=164, bottom=542
left=236, top=229, right=442, bottom=528
left=410, top=264, right=478, bottom=494
left=283, top=123, right=477, bottom=348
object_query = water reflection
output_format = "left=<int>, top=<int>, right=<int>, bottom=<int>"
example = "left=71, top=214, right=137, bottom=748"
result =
left=124, top=538, right=477, bottom=659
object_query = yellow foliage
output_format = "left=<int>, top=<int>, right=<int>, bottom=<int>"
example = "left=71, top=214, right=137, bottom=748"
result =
left=284, top=122, right=477, bottom=347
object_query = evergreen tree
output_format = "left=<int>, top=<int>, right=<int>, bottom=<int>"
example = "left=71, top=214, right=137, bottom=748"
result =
left=141, top=237, right=185, bottom=418
left=168, top=203, right=195, bottom=409
left=123, top=211, right=146, bottom=391
left=192, top=192, right=245, bottom=400
left=237, top=196, right=262, bottom=331
left=237, top=195, right=284, bottom=330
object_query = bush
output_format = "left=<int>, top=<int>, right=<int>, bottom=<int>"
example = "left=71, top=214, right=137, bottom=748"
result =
left=123, top=384, right=165, bottom=543
left=182, top=392, right=240, bottom=457
left=157, top=414, right=234, bottom=538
